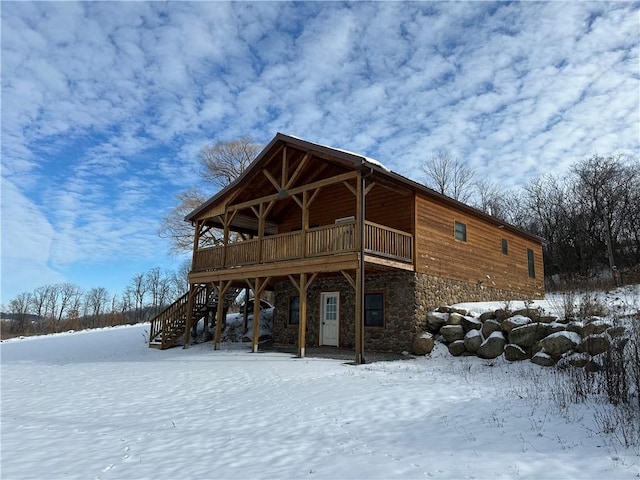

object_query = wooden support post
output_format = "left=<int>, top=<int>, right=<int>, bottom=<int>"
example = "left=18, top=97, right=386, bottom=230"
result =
left=214, top=281, right=230, bottom=350
left=184, top=285, right=196, bottom=349
left=355, top=172, right=365, bottom=364
left=251, top=279, right=262, bottom=353
left=289, top=273, right=316, bottom=358
left=242, top=286, right=250, bottom=335
left=298, top=273, right=307, bottom=358
left=247, top=277, right=271, bottom=353
left=301, top=190, right=308, bottom=258
left=191, top=219, right=202, bottom=269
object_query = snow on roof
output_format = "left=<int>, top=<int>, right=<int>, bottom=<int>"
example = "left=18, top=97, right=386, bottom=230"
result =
left=285, top=133, right=391, bottom=172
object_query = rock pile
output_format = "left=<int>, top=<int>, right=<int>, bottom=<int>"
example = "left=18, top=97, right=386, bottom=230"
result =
left=414, top=306, right=627, bottom=369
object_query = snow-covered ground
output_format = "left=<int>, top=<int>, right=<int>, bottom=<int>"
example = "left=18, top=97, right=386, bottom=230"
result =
left=2, top=290, right=639, bottom=479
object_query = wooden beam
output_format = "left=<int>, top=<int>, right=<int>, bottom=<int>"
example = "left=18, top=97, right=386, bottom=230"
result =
left=288, top=272, right=317, bottom=358
left=341, top=270, right=355, bottom=290
left=290, top=194, right=303, bottom=209
left=281, top=146, right=288, bottom=188
left=355, top=172, right=365, bottom=364
left=301, top=190, right=309, bottom=258
left=183, top=285, right=196, bottom=349
left=355, top=264, right=364, bottom=364
left=262, top=168, right=282, bottom=192
left=342, top=180, right=357, bottom=197
left=308, top=187, right=322, bottom=207
left=297, top=272, right=307, bottom=358
left=214, top=280, right=232, bottom=350
left=228, top=171, right=358, bottom=213
left=285, top=152, right=311, bottom=190
left=365, top=182, right=376, bottom=196
left=246, top=277, right=270, bottom=353
left=189, top=253, right=360, bottom=283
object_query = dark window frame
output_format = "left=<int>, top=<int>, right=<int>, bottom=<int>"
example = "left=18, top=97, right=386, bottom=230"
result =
left=527, top=248, right=535, bottom=278
left=454, top=221, right=467, bottom=242
left=364, top=292, right=385, bottom=328
left=501, top=238, right=508, bottom=255
left=288, top=295, right=300, bottom=325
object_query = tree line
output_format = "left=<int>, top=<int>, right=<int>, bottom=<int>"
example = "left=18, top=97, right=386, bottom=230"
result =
left=1, top=264, right=190, bottom=339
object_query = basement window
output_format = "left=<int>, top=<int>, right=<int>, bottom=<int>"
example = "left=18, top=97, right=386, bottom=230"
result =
left=454, top=221, right=467, bottom=242
left=527, top=249, right=535, bottom=278
left=288, top=296, right=300, bottom=325
left=364, top=293, right=384, bottom=328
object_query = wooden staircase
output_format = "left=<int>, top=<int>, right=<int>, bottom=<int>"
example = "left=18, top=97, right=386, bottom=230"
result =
left=148, top=285, right=244, bottom=349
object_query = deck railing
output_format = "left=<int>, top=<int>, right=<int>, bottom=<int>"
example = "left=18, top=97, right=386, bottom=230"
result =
left=192, top=221, right=412, bottom=272
left=364, top=221, right=413, bottom=263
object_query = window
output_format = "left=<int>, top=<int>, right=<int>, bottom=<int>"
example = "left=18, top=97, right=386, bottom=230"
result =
left=364, top=293, right=384, bottom=327
left=527, top=249, right=535, bottom=278
left=454, top=221, right=467, bottom=242
left=288, top=296, right=300, bottom=325
left=501, top=238, right=508, bottom=255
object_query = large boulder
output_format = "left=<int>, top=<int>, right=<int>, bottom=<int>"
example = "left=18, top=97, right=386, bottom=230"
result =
left=560, top=352, right=590, bottom=368
left=481, top=319, right=502, bottom=338
left=426, top=312, right=448, bottom=332
left=412, top=333, right=435, bottom=355
left=440, top=324, right=465, bottom=343
left=502, top=315, right=532, bottom=333
left=477, top=331, right=506, bottom=359
left=494, top=309, right=512, bottom=321
left=531, top=350, right=556, bottom=367
left=580, top=334, right=610, bottom=356
left=583, top=319, right=611, bottom=337
left=547, top=323, right=568, bottom=336
left=508, top=323, right=552, bottom=348
left=464, top=329, right=483, bottom=353
left=504, top=343, right=529, bottom=361
left=538, top=315, right=559, bottom=324
left=448, top=340, right=466, bottom=356
left=479, top=311, right=496, bottom=321
left=512, top=308, right=541, bottom=321
left=461, top=316, right=482, bottom=332
left=446, top=312, right=465, bottom=325
left=606, top=325, right=626, bottom=339
left=565, top=321, right=584, bottom=336
left=539, top=331, right=581, bottom=357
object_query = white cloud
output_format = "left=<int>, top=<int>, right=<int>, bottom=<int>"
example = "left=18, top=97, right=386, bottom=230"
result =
left=1, top=178, right=65, bottom=301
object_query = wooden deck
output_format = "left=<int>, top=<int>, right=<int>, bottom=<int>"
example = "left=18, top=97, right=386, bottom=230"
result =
left=192, top=220, right=413, bottom=274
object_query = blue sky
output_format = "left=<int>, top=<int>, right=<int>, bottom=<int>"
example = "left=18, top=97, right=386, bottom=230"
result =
left=1, top=1, right=638, bottom=305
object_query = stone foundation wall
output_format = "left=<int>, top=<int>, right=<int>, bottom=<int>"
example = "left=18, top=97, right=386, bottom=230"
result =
left=272, top=271, right=532, bottom=353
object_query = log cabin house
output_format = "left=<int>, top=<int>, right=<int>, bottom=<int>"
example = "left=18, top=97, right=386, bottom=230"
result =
left=149, top=133, right=544, bottom=363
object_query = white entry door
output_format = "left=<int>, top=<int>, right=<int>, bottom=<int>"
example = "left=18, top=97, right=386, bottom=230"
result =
left=320, top=292, right=339, bottom=346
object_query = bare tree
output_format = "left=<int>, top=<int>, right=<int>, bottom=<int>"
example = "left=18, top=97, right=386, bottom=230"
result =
left=473, top=179, right=510, bottom=219
left=172, top=259, right=192, bottom=294
left=129, top=274, right=148, bottom=324
left=572, top=154, right=635, bottom=273
left=199, top=137, right=260, bottom=187
left=85, top=287, right=109, bottom=328
left=146, top=267, right=175, bottom=315
left=8, top=292, right=32, bottom=334
left=45, top=284, right=61, bottom=326
left=159, top=187, right=209, bottom=254
left=159, top=137, right=261, bottom=254
left=420, top=150, right=475, bottom=203
left=57, top=283, right=83, bottom=328
left=30, top=285, right=50, bottom=320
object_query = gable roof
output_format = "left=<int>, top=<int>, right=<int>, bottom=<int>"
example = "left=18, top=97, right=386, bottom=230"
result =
left=185, top=132, right=544, bottom=244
